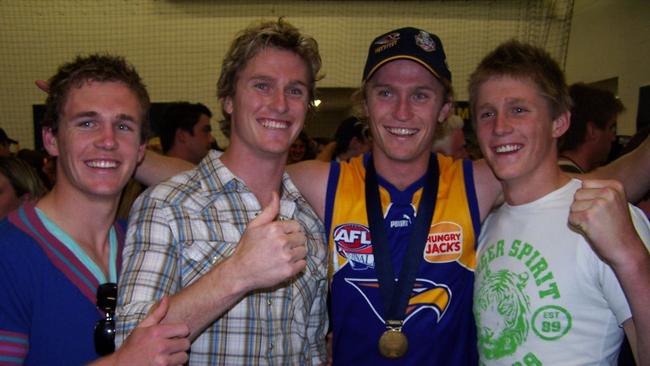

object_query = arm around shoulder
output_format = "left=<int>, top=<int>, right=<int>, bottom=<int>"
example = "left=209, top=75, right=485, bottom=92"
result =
left=134, top=150, right=194, bottom=187
left=584, top=135, right=650, bottom=202
left=287, top=160, right=330, bottom=221
left=472, top=159, right=503, bottom=222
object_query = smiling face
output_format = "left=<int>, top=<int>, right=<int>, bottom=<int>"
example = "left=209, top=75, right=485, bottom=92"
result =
left=223, top=47, right=310, bottom=161
left=364, top=59, right=451, bottom=168
left=474, top=76, right=569, bottom=193
left=43, top=81, right=146, bottom=201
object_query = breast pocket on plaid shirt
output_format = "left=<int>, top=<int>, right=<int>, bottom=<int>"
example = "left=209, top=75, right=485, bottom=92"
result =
left=182, top=239, right=238, bottom=284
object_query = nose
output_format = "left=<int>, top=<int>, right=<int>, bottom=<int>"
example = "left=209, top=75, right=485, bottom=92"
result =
left=393, top=95, right=413, bottom=121
left=492, top=113, right=512, bottom=136
left=270, top=91, right=289, bottom=113
left=95, top=124, right=117, bottom=150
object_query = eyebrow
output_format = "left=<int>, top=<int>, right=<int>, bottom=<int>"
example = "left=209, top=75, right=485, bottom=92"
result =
left=116, top=113, right=137, bottom=123
left=249, top=74, right=309, bottom=88
left=504, top=97, right=534, bottom=106
left=69, top=111, right=137, bottom=123
left=69, top=111, right=98, bottom=120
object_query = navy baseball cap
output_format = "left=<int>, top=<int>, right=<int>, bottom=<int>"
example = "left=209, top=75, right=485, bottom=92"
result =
left=362, top=27, right=452, bottom=84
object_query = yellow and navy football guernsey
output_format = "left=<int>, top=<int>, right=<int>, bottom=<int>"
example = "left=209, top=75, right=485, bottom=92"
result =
left=325, top=153, right=480, bottom=365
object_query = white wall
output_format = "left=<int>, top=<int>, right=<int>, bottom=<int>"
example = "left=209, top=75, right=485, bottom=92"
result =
left=566, top=0, right=650, bottom=135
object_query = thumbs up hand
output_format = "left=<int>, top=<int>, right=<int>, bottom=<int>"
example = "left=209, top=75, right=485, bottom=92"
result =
left=230, top=192, right=308, bottom=291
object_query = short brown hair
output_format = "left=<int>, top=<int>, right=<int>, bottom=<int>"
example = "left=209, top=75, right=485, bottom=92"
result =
left=217, top=19, right=322, bottom=129
left=468, top=40, right=571, bottom=122
left=43, top=54, right=150, bottom=143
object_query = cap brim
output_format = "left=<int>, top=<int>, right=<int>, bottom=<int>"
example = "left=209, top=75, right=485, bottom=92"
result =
left=365, top=55, right=441, bottom=82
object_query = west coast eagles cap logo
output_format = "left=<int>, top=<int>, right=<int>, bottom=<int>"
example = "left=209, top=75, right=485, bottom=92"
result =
left=373, top=32, right=400, bottom=53
left=415, top=30, right=436, bottom=52
left=375, top=32, right=400, bottom=45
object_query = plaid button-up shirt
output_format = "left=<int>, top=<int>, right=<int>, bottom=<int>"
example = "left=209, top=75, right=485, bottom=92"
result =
left=116, top=151, right=328, bottom=365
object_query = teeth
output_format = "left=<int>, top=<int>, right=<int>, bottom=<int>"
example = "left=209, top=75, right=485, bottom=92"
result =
left=260, top=119, right=289, bottom=129
left=87, top=160, right=118, bottom=168
left=386, top=127, right=417, bottom=136
left=495, top=144, right=521, bottom=153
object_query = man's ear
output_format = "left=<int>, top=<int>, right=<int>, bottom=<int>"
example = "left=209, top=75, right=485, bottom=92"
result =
left=175, top=128, right=187, bottom=144
left=437, top=100, right=453, bottom=123
left=585, top=121, right=597, bottom=141
left=42, top=127, right=60, bottom=157
left=552, top=111, right=571, bottom=138
left=222, top=96, right=233, bottom=116
left=136, top=142, right=146, bottom=164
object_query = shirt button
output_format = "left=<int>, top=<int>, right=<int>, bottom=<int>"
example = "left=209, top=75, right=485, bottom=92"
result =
left=267, top=299, right=272, bottom=306
left=269, top=343, right=274, bottom=350
left=211, top=256, right=218, bottom=264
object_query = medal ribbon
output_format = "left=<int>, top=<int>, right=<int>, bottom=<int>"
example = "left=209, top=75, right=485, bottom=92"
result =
left=365, top=155, right=439, bottom=325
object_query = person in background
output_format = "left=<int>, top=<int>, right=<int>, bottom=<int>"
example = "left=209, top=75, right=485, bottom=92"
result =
left=558, top=82, right=623, bottom=173
left=118, top=101, right=216, bottom=220
left=17, top=148, right=56, bottom=190
left=0, top=156, right=47, bottom=220
left=288, top=130, right=316, bottom=164
left=470, top=40, right=650, bottom=365
left=0, top=54, right=190, bottom=365
left=158, top=101, right=215, bottom=165
left=332, top=116, right=372, bottom=162
left=432, top=114, right=469, bottom=160
left=312, top=136, right=332, bottom=155
left=0, top=128, right=19, bottom=157
left=116, top=19, right=328, bottom=365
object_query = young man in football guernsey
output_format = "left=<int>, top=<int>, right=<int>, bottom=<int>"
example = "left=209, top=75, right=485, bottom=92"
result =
left=470, top=41, right=650, bottom=365
left=288, top=28, right=650, bottom=365
left=0, top=55, right=190, bottom=365
left=292, top=26, right=481, bottom=365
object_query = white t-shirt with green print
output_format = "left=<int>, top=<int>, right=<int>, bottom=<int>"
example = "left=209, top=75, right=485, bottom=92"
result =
left=474, top=179, right=650, bottom=366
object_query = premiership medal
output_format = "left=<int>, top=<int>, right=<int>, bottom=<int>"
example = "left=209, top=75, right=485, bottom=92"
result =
left=378, top=327, right=408, bottom=359
left=366, top=156, right=439, bottom=361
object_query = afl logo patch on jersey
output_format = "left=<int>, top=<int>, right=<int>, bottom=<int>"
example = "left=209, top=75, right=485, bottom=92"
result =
left=333, top=223, right=374, bottom=270
left=423, top=221, right=463, bottom=263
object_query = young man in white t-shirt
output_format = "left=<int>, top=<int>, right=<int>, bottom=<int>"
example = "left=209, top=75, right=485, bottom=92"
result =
left=470, top=40, right=650, bottom=365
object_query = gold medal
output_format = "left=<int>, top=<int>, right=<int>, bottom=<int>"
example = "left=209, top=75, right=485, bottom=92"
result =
left=378, top=328, right=408, bottom=359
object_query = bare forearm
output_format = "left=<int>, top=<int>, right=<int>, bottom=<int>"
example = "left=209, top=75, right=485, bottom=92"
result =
left=585, top=136, right=650, bottom=202
left=134, top=150, right=194, bottom=186
left=614, top=246, right=650, bottom=365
